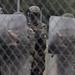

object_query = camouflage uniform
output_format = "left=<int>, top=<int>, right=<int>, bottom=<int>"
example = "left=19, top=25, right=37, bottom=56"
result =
left=26, top=6, right=46, bottom=75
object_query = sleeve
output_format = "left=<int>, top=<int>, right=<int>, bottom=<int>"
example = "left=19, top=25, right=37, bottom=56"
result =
left=27, top=27, right=35, bottom=55
left=42, top=23, right=47, bottom=38
left=27, top=27, right=35, bottom=40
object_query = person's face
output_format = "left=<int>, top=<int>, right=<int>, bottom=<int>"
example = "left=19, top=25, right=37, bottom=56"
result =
left=30, top=12, right=40, bottom=25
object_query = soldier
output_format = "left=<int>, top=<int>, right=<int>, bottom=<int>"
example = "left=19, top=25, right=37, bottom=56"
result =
left=0, top=13, right=35, bottom=75
left=48, top=13, right=75, bottom=75
left=26, top=6, right=47, bottom=75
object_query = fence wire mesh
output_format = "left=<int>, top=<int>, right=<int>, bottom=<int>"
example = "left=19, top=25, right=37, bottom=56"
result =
left=0, top=0, right=75, bottom=75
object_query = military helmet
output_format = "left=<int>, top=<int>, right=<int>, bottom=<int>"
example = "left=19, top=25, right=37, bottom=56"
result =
left=62, top=13, right=74, bottom=18
left=29, top=6, right=41, bottom=13
left=26, top=6, right=42, bottom=25
left=27, top=6, right=41, bottom=19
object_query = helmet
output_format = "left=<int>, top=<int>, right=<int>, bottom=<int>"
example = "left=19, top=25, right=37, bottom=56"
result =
left=29, top=6, right=40, bottom=13
left=62, top=13, right=74, bottom=18
left=26, top=6, right=42, bottom=25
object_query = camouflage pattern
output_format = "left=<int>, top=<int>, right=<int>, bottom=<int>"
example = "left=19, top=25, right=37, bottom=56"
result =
left=28, top=22, right=46, bottom=75
left=29, top=6, right=41, bottom=13
left=26, top=6, right=47, bottom=75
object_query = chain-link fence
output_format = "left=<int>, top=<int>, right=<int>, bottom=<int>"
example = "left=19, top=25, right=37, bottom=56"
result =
left=1, top=0, right=75, bottom=24
left=0, top=0, right=75, bottom=75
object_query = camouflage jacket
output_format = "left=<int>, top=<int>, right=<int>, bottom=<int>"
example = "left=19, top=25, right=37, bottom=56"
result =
left=28, top=23, right=47, bottom=39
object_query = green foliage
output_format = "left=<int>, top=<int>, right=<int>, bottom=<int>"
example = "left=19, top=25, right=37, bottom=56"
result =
left=0, top=0, right=17, bottom=13
left=0, top=0, right=75, bottom=18
left=48, top=0, right=75, bottom=16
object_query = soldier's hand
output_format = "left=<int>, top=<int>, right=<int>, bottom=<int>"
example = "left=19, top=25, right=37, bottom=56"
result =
left=8, top=30, right=18, bottom=39
left=34, top=29, right=42, bottom=34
